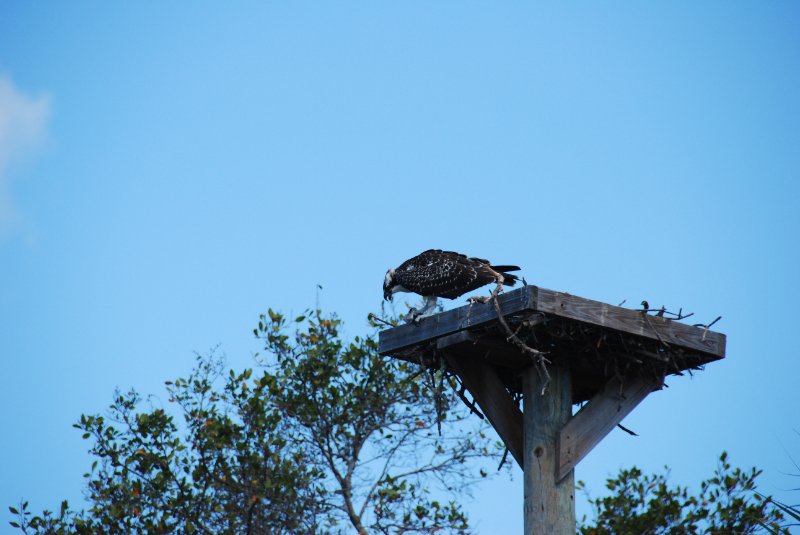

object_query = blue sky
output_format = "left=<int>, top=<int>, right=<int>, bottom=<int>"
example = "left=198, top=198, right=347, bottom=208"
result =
left=1, top=2, right=798, bottom=532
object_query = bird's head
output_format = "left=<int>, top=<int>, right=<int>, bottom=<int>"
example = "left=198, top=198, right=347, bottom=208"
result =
left=383, top=269, right=396, bottom=301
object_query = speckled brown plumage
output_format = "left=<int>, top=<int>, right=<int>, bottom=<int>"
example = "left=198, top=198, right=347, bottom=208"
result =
left=386, top=249, right=521, bottom=299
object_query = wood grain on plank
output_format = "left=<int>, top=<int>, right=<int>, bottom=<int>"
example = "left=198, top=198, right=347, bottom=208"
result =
left=379, top=285, right=537, bottom=355
left=380, top=285, right=725, bottom=359
left=536, top=289, right=725, bottom=357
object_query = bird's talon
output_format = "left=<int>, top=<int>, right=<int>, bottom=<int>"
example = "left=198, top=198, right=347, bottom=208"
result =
left=403, top=308, right=421, bottom=324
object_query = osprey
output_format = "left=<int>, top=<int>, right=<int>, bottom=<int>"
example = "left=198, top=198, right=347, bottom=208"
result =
left=383, top=249, right=521, bottom=321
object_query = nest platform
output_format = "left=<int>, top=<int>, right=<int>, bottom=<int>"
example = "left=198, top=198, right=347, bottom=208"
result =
left=379, top=285, right=725, bottom=404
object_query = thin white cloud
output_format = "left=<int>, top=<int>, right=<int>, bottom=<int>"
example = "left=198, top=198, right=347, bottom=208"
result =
left=0, top=75, right=50, bottom=235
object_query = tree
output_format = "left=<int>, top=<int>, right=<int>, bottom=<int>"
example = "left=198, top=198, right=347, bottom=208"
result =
left=10, top=309, right=497, bottom=534
left=578, top=451, right=788, bottom=534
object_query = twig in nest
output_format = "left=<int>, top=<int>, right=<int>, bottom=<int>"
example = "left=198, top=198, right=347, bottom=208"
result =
left=694, top=316, right=722, bottom=341
left=639, top=306, right=695, bottom=321
left=509, top=323, right=525, bottom=340
left=467, top=280, right=504, bottom=305
left=640, top=313, right=683, bottom=375
left=368, top=313, right=394, bottom=328
left=498, top=447, right=510, bottom=471
left=434, top=355, right=446, bottom=436
left=617, top=423, right=638, bottom=436
left=642, top=313, right=671, bottom=350
left=445, top=375, right=484, bottom=419
left=420, top=356, right=446, bottom=436
left=483, top=283, right=552, bottom=395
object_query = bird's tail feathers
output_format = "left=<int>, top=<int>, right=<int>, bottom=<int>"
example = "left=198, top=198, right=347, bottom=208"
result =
left=491, top=265, right=521, bottom=273
left=490, top=265, right=521, bottom=286
left=496, top=270, right=520, bottom=287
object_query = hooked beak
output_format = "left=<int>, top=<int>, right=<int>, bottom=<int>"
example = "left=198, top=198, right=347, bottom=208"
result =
left=384, top=290, right=393, bottom=302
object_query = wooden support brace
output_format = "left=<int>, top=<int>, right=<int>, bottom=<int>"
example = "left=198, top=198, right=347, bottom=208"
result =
left=556, top=375, right=661, bottom=482
left=441, top=348, right=524, bottom=469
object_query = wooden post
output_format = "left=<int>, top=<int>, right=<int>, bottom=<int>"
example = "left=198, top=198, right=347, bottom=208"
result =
left=523, top=362, right=575, bottom=535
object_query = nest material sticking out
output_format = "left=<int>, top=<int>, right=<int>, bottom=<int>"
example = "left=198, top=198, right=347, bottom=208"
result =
left=397, top=309, right=716, bottom=405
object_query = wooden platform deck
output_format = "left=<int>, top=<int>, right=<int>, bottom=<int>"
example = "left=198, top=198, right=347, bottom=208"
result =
left=378, top=285, right=725, bottom=404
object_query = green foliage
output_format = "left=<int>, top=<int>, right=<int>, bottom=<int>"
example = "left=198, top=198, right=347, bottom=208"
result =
left=10, top=309, right=495, bottom=534
left=12, top=354, right=326, bottom=534
left=253, top=309, right=492, bottom=533
left=579, top=452, right=788, bottom=535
